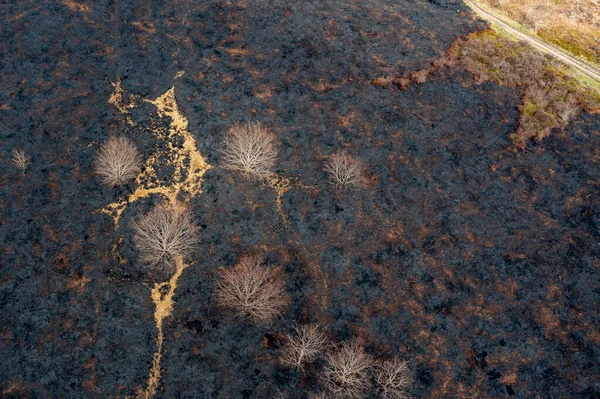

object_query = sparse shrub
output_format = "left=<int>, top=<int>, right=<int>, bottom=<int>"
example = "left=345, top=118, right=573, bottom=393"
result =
left=410, top=69, right=429, bottom=84
left=322, top=341, right=373, bottom=398
left=324, top=151, right=365, bottom=190
left=374, top=358, right=412, bottom=399
left=215, top=255, right=289, bottom=323
left=133, top=203, right=200, bottom=270
left=281, top=324, right=329, bottom=370
left=221, top=122, right=278, bottom=180
left=397, top=77, right=412, bottom=90
left=11, top=149, right=30, bottom=174
left=94, top=136, right=141, bottom=187
left=373, top=76, right=394, bottom=88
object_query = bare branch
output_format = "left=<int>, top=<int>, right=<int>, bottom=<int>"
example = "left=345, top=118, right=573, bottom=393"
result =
left=215, top=255, right=289, bottom=323
left=558, top=101, right=579, bottom=123
left=374, top=358, right=412, bottom=399
left=307, top=391, right=332, bottom=399
left=324, top=151, right=365, bottom=190
left=221, top=122, right=278, bottom=180
left=281, top=324, right=329, bottom=370
left=94, top=136, right=141, bottom=187
left=11, top=149, right=30, bottom=174
left=133, top=203, right=200, bottom=271
left=322, top=341, right=373, bottom=398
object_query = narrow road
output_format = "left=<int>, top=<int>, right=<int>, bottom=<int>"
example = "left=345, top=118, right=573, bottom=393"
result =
left=464, top=0, right=600, bottom=85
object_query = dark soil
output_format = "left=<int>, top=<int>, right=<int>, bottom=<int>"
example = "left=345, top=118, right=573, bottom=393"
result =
left=1, top=0, right=599, bottom=398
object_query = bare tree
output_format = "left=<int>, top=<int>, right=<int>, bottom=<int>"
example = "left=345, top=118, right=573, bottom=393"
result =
left=215, top=255, right=289, bottom=323
left=11, top=149, right=30, bottom=174
left=221, top=122, right=278, bottom=180
left=324, top=151, right=365, bottom=190
left=281, top=324, right=329, bottom=370
left=558, top=101, right=579, bottom=123
left=322, top=341, right=373, bottom=398
left=133, top=203, right=200, bottom=271
left=94, top=136, right=141, bottom=187
left=374, top=358, right=412, bottom=399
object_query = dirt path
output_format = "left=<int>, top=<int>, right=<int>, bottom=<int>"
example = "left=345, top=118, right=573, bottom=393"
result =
left=464, top=0, right=600, bottom=85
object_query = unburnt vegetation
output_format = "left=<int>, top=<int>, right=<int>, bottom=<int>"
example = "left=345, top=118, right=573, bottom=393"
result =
left=479, top=0, right=600, bottom=64
left=456, top=31, right=600, bottom=149
left=375, top=30, right=600, bottom=150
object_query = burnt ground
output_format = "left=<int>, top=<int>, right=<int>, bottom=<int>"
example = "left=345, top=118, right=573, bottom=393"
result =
left=1, top=0, right=600, bottom=398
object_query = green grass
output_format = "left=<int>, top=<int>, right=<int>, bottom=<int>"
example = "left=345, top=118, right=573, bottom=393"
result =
left=540, top=27, right=600, bottom=68
left=468, top=0, right=600, bottom=72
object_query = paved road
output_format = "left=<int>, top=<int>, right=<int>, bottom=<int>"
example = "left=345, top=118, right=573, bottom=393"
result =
left=464, top=0, right=600, bottom=85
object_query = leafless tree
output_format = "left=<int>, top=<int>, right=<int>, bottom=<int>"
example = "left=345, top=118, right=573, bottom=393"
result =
left=324, top=151, right=365, bottom=190
left=215, top=255, right=289, bottom=323
left=133, top=203, right=200, bottom=271
left=11, top=149, right=30, bottom=174
left=558, top=101, right=579, bottom=123
left=374, top=358, right=412, bottom=399
left=221, top=122, right=278, bottom=180
left=322, top=340, right=373, bottom=398
left=281, top=324, right=329, bottom=370
left=94, top=136, right=141, bottom=187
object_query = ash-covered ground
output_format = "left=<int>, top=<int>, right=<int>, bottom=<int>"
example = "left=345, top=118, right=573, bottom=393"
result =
left=1, top=0, right=599, bottom=398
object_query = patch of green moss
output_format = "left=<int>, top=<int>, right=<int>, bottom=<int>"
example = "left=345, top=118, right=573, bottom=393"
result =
left=521, top=99, right=540, bottom=118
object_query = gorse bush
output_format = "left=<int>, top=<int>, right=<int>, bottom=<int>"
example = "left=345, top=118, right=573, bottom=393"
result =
left=94, top=136, right=141, bottom=187
left=221, top=122, right=278, bottom=180
left=133, top=203, right=200, bottom=271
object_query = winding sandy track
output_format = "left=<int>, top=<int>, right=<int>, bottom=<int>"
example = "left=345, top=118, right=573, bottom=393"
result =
left=464, top=0, right=600, bottom=85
